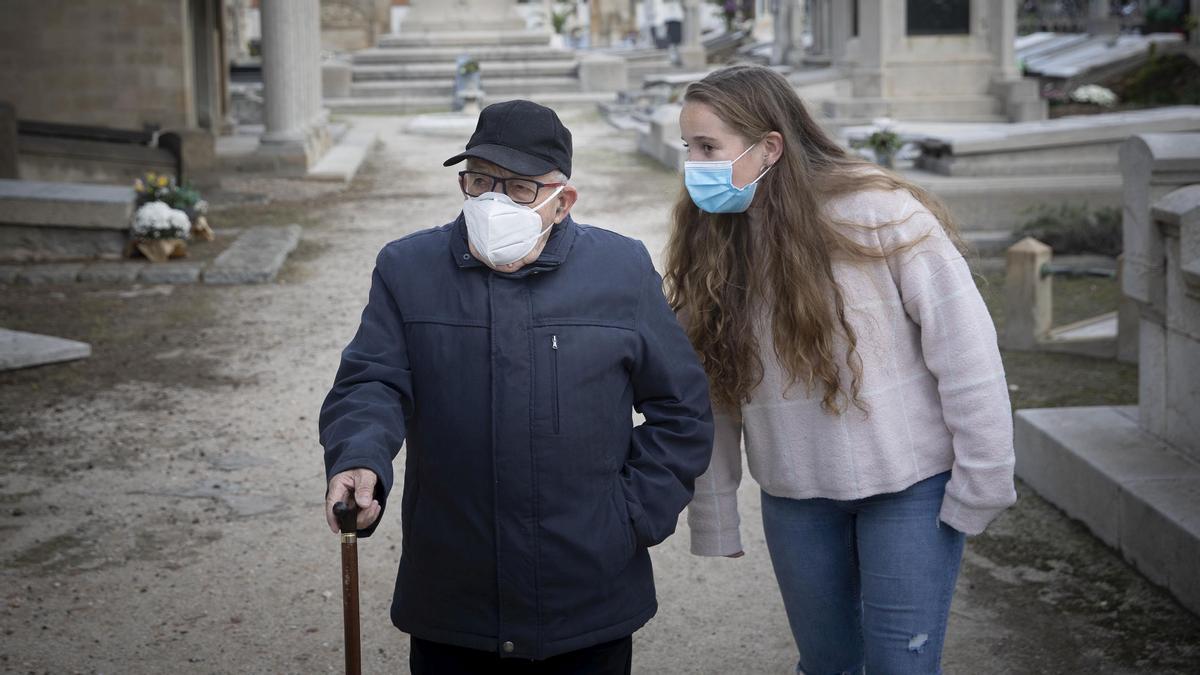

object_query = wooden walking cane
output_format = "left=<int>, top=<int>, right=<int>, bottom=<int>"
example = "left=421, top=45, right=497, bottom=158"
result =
left=333, top=501, right=362, bottom=675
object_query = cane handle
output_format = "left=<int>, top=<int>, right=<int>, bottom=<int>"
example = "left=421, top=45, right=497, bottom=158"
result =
left=333, top=501, right=359, bottom=534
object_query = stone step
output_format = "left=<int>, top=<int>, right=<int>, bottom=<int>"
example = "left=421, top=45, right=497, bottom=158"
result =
left=353, top=45, right=574, bottom=65
left=350, top=76, right=582, bottom=98
left=377, top=30, right=553, bottom=49
left=0, top=179, right=133, bottom=229
left=1015, top=406, right=1200, bottom=616
left=352, top=59, right=579, bottom=82
left=327, top=91, right=618, bottom=115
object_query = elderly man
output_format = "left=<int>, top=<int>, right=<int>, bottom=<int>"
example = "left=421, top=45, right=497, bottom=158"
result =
left=319, top=99, right=714, bottom=674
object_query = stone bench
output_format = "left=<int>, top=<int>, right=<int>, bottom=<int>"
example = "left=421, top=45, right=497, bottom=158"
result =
left=0, top=179, right=134, bottom=261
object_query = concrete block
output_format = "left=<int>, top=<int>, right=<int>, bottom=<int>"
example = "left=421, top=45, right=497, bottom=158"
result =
left=323, top=58, right=353, bottom=99
left=15, top=264, right=83, bottom=285
left=0, top=328, right=91, bottom=371
left=137, top=262, right=203, bottom=284
left=1015, top=406, right=1200, bottom=615
left=78, top=261, right=148, bottom=284
left=203, top=224, right=301, bottom=284
left=0, top=179, right=134, bottom=229
left=577, top=53, right=628, bottom=93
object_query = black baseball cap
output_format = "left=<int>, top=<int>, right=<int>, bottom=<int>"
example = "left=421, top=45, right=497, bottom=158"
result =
left=443, top=100, right=573, bottom=178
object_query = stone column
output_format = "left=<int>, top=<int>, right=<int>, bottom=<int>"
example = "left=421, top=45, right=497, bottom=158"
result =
left=679, top=0, right=705, bottom=69
left=989, top=0, right=1019, bottom=82
left=1193, top=0, right=1200, bottom=46
left=1087, top=0, right=1118, bottom=35
left=0, top=101, right=16, bottom=179
left=402, top=0, right=526, bottom=32
left=827, top=0, right=853, bottom=67
left=770, top=0, right=806, bottom=66
left=260, top=0, right=327, bottom=170
left=852, top=0, right=885, bottom=98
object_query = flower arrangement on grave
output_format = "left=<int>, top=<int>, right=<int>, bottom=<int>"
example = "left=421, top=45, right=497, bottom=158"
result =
left=133, top=171, right=214, bottom=240
left=457, top=57, right=480, bottom=77
left=852, top=118, right=904, bottom=168
left=129, top=200, right=191, bottom=263
left=1069, top=84, right=1118, bottom=108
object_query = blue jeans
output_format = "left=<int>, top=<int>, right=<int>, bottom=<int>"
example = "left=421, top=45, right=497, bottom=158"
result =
left=761, top=472, right=965, bottom=675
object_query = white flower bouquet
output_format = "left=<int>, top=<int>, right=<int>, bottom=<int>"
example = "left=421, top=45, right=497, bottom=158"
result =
left=129, top=201, right=191, bottom=262
left=1070, top=84, right=1118, bottom=108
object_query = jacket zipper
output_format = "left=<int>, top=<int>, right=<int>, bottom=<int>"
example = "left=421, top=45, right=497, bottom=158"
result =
left=551, top=334, right=560, bottom=434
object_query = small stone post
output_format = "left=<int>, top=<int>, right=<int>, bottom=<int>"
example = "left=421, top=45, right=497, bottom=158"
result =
left=1003, top=237, right=1053, bottom=350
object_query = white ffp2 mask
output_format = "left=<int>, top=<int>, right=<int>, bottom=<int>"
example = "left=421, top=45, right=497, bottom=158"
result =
left=463, top=187, right=564, bottom=267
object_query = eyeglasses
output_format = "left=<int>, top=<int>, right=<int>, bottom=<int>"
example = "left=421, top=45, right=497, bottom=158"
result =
left=458, top=170, right=565, bottom=206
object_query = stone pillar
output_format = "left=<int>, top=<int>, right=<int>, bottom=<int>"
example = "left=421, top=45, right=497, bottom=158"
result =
left=259, top=0, right=327, bottom=171
left=1002, top=237, right=1053, bottom=350
left=852, top=0, right=885, bottom=98
left=679, top=0, right=705, bottom=69
left=771, top=0, right=806, bottom=66
left=989, top=0, right=1019, bottom=82
left=827, top=0, right=853, bottom=67
left=1087, top=0, right=1118, bottom=35
left=402, top=0, right=526, bottom=33
left=1193, top=0, right=1200, bottom=46
left=0, top=101, right=16, bottom=179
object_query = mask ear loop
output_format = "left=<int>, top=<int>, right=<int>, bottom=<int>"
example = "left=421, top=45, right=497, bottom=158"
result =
left=530, top=185, right=566, bottom=237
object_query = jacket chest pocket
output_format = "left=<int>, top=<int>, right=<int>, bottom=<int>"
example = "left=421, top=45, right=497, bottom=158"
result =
left=531, top=326, right=636, bottom=442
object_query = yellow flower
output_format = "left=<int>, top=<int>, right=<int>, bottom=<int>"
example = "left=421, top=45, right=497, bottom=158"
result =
left=147, top=171, right=157, bottom=181
left=157, top=175, right=169, bottom=188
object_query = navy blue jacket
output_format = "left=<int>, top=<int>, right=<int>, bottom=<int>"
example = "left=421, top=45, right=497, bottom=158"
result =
left=319, top=215, right=714, bottom=659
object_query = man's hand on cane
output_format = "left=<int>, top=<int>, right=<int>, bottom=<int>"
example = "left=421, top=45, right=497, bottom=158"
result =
left=326, top=469, right=383, bottom=534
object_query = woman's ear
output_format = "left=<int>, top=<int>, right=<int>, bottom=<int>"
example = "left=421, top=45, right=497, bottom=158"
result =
left=762, top=130, right=784, bottom=167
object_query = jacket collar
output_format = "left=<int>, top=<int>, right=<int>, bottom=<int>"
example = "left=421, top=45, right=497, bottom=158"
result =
left=450, top=213, right=579, bottom=278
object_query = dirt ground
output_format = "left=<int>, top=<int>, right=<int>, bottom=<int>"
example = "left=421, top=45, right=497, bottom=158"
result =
left=2, top=109, right=1198, bottom=674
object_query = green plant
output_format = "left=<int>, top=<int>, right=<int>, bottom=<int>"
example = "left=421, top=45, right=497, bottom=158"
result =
left=1014, top=204, right=1123, bottom=257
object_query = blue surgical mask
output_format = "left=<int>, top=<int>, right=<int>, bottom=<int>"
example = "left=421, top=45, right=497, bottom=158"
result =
left=684, top=142, right=772, bottom=214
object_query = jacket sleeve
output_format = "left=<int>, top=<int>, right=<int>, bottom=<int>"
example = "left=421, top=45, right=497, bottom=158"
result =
left=621, top=246, right=715, bottom=548
left=318, top=248, right=413, bottom=537
left=687, top=412, right=744, bottom=556
left=894, top=212, right=1016, bottom=536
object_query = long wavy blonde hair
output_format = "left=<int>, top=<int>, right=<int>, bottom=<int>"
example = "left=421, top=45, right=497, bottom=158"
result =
left=664, top=65, right=964, bottom=415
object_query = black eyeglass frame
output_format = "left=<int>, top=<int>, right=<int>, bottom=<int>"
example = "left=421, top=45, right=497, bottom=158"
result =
left=457, top=170, right=566, bottom=205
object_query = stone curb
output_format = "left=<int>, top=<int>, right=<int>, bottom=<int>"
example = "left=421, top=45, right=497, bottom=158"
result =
left=0, top=225, right=302, bottom=287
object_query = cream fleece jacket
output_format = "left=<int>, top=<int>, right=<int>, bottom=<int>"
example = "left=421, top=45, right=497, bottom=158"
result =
left=687, top=187, right=1016, bottom=556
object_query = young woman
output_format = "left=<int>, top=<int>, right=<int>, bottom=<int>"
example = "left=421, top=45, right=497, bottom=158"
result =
left=671, top=65, right=1016, bottom=674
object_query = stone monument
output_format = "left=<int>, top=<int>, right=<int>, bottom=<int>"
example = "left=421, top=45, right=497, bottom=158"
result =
left=1014, top=133, right=1200, bottom=616
left=402, top=0, right=526, bottom=33
left=808, top=0, right=1045, bottom=123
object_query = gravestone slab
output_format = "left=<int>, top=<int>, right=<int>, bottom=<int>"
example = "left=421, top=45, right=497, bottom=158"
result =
left=203, top=224, right=301, bottom=284
left=0, top=328, right=91, bottom=371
